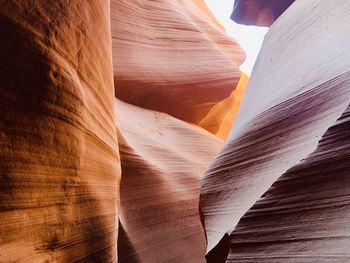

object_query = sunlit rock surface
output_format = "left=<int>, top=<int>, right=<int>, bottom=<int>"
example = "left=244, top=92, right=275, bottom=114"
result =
left=112, top=1, right=248, bottom=261
left=201, top=1, right=350, bottom=262
left=199, top=73, right=249, bottom=139
left=116, top=99, right=222, bottom=263
left=0, top=1, right=120, bottom=262
left=232, top=0, right=295, bottom=26
left=112, top=0, right=245, bottom=125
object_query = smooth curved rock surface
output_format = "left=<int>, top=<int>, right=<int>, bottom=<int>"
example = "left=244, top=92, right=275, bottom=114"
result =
left=200, top=1, right=350, bottom=261
left=0, top=1, right=120, bottom=262
left=116, top=99, right=222, bottom=263
left=111, top=0, right=245, bottom=125
left=199, top=73, right=249, bottom=139
left=232, top=0, right=295, bottom=26
left=228, top=97, right=350, bottom=263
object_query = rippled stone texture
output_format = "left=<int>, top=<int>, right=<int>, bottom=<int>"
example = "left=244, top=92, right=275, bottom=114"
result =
left=0, top=1, right=120, bottom=262
left=111, top=0, right=245, bottom=125
left=232, top=0, right=295, bottom=26
left=112, top=1, right=248, bottom=261
left=201, top=1, right=350, bottom=262
left=116, top=99, right=222, bottom=263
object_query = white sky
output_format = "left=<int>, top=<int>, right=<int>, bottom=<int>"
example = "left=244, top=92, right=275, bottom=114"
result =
left=204, top=0, right=268, bottom=75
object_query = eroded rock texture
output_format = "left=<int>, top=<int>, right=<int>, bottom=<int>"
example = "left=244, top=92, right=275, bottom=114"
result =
left=112, top=0, right=245, bottom=125
left=112, top=0, right=248, bottom=261
left=116, top=99, right=222, bottom=263
left=232, top=0, right=295, bottom=26
left=201, top=1, right=350, bottom=262
left=228, top=93, right=350, bottom=263
left=0, top=1, right=120, bottom=262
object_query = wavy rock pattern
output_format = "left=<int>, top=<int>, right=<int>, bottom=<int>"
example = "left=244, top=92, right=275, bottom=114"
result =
left=232, top=0, right=295, bottom=26
left=0, top=1, right=120, bottom=262
left=112, top=1, right=248, bottom=261
left=111, top=0, right=245, bottom=125
left=228, top=95, right=350, bottom=263
left=200, top=1, right=350, bottom=262
left=116, top=99, right=222, bottom=263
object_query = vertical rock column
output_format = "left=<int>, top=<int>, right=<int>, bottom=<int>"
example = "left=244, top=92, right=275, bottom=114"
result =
left=0, top=1, right=120, bottom=262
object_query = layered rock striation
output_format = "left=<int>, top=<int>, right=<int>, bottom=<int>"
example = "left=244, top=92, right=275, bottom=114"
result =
left=116, top=99, right=222, bottom=263
left=112, top=0, right=248, bottom=261
left=111, top=0, right=245, bottom=126
left=201, top=1, right=350, bottom=262
left=0, top=1, right=120, bottom=262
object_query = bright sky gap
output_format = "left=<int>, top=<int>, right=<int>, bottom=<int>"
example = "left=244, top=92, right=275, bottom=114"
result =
left=204, top=0, right=268, bottom=75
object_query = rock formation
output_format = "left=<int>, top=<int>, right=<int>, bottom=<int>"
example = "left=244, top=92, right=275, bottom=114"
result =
left=0, top=0, right=120, bottom=262
left=1, top=0, right=248, bottom=261
left=199, top=73, right=249, bottom=139
left=116, top=99, right=222, bottom=263
left=6, top=0, right=346, bottom=262
left=200, top=1, right=350, bottom=262
left=111, top=0, right=245, bottom=126
left=232, top=0, right=295, bottom=26
left=112, top=0, right=247, bottom=261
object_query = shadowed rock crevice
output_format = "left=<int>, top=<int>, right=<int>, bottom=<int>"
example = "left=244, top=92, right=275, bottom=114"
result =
left=117, top=221, right=141, bottom=263
left=205, top=234, right=231, bottom=263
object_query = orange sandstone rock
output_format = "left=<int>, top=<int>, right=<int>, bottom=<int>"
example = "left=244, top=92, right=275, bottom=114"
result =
left=199, top=72, right=249, bottom=139
left=0, top=1, right=120, bottom=262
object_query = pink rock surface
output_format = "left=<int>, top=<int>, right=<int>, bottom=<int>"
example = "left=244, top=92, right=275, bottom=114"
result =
left=228, top=94, right=350, bottom=263
left=200, top=1, right=350, bottom=261
left=116, top=99, right=222, bottom=262
left=111, top=0, right=245, bottom=125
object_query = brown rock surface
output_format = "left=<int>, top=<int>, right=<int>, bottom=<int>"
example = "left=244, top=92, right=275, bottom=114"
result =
left=232, top=0, right=295, bottom=26
left=200, top=1, right=350, bottom=262
left=0, top=1, right=120, bottom=262
left=116, top=99, right=222, bottom=262
left=111, top=0, right=245, bottom=125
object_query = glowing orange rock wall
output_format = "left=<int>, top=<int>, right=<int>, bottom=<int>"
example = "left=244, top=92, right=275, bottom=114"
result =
left=0, top=1, right=120, bottom=262
left=199, top=73, right=249, bottom=139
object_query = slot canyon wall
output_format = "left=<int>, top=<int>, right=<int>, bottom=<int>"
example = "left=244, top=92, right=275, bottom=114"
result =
left=0, top=0, right=120, bottom=262
left=200, top=1, right=350, bottom=262
left=0, top=0, right=247, bottom=262
left=112, top=0, right=247, bottom=262
left=2, top=0, right=349, bottom=262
